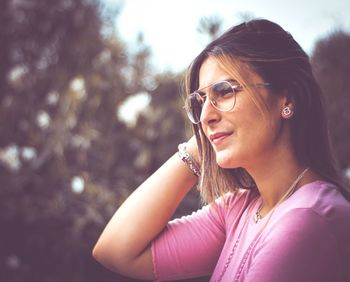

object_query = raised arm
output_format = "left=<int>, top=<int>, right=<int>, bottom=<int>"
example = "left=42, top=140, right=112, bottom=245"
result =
left=92, top=136, right=199, bottom=279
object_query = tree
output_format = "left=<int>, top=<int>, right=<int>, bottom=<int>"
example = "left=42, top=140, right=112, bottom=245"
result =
left=0, top=0, right=143, bottom=281
left=197, top=15, right=223, bottom=41
left=0, top=1, right=208, bottom=281
left=311, top=30, right=350, bottom=171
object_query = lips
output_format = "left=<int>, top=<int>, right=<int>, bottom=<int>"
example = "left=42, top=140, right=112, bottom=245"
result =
left=210, top=132, right=233, bottom=145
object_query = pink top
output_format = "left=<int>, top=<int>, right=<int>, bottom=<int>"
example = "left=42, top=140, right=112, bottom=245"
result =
left=151, top=181, right=350, bottom=281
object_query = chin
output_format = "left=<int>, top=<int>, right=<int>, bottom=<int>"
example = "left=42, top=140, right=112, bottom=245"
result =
left=215, top=152, right=240, bottom=169
left=214, top=144, right=251, bottom=169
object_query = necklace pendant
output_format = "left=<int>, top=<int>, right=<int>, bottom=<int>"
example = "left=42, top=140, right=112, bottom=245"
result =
left=254, top=211, right=261, bottom=223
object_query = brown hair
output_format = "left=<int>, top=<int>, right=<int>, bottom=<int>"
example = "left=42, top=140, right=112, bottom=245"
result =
left=185, top=19, right=350, bottom=203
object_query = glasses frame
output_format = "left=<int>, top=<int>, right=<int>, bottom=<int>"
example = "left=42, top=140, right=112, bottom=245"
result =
left=184, top=80, right=271, bottom=124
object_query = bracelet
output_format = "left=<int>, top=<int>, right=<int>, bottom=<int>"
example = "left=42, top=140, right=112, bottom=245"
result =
left=177, top=142, right=201, bottom=177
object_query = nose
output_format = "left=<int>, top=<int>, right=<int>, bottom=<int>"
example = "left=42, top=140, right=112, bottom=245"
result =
left=200, top=97, right=220, bottom=125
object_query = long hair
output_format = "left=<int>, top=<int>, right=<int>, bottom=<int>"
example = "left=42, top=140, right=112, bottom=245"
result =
left=185, top=19, right=350, bottom=203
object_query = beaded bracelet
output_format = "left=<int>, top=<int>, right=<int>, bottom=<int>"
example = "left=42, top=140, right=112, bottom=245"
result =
left=177, top=142, right=201, bottom=177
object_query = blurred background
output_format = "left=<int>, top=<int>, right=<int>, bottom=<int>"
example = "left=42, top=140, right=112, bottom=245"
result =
left=0, top=0, right=349, bottom=281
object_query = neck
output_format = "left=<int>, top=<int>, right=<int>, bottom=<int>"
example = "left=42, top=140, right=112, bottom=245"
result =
left=245, top=147, right=312, bottom=211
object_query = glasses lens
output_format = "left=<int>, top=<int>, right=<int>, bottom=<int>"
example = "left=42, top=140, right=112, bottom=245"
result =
left=186, top=92, right=203, bottom=124
left=185, top=81, right=237, bottom=124
left=211, top=81, right=236, bottom=111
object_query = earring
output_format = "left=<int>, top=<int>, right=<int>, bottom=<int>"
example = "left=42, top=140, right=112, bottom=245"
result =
left=282, top=106, right=293, bottom=118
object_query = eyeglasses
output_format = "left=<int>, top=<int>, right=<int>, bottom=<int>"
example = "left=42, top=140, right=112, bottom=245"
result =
left=184, top=80, right=271, bottom=124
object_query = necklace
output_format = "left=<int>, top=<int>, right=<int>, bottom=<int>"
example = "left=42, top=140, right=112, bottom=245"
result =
left=216, top=167, right=310, bottom=282
left=254, top=167, right=309, bottom=223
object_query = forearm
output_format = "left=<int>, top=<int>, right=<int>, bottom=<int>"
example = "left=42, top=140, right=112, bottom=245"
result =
left=93, top=150, right=198, bottom=272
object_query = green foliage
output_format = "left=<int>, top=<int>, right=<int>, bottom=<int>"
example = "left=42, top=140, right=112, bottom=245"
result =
left=6, top=2, right=349, bottom=281
left=197, top=15, right=223, bottom=41
left=0, top=0, right=201, bottom=281
left=311, top=30, right=350, bottom=170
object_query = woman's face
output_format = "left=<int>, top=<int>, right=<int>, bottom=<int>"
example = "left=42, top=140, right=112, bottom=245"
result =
left=198, top=57, right=287, bottom=170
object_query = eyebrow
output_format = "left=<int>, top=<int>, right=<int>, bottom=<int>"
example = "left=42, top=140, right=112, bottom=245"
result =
left=196, top=78, right=239, bottom=92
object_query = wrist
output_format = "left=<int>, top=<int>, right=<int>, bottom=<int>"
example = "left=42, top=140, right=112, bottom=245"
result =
left=177, top=142, right=201, bottom=177
left=185, top=136, right=200, bottom=163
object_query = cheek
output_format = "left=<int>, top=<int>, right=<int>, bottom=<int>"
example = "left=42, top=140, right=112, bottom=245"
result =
left=241, top=114, right=280, bottom=145
left=215, top=119, right=278, bottom=168
left=200, top=126, right=211, bottom=143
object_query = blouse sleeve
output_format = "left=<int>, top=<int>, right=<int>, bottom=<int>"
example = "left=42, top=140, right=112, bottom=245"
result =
left=151, top=191, right=250, bottom=281
left=245, top=208, right=343, bottom=282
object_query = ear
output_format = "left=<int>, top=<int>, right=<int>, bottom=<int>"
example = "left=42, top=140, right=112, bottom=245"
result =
left=278, top=89, right=294, bottom=107
left=280, top=90, right=295, bottom=119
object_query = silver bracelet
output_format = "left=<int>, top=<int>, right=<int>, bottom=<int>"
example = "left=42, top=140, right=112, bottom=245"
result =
left=177, top=142, right=201, bottom=177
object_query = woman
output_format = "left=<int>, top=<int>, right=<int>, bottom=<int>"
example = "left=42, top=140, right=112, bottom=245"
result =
left=93, top=19, right=350, bottom=281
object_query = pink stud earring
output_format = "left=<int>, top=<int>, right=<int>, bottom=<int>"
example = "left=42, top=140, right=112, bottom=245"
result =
left=282, top=106, right=293, bottom=118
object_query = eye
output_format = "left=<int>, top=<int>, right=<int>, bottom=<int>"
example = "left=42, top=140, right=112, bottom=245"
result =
left=190, top=92, right=206, bottom=106
left=232, top=84, right=243, bottom=92
left=194, top=91, right=206, bottom=104
left=212, top=81, right=235, bottom=99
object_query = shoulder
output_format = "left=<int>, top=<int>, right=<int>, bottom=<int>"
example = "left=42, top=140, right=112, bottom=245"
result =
left=266, top=180, right=350, bottom=258
left=259, top=207, right=340, bottom=264
left=217, top=187, right=258, bottom=207
left=206, top=188, right=259, bottom=231
left=251, top=182, right=350, bottom=281
left=284, top=180, right=350, bottom=222
left=273, top=180, right=350, bottom=231
left=212, top=188, right=258, bottom=217
left=168, top=188, right=257, bottom=232
left=252, top=207, right=347, bottom=281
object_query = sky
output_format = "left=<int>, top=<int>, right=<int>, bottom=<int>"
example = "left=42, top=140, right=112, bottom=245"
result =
left=105, top=0, right=350, bottom=73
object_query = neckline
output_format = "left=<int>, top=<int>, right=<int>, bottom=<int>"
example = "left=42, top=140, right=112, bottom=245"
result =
left=251, top=179, right=329, bottom=224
